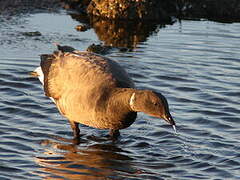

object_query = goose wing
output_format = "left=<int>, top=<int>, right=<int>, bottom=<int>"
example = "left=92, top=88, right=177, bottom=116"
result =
left=40, top=51, right=134, bottom=100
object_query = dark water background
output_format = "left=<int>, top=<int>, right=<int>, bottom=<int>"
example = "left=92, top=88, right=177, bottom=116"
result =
left=0, top=10, right=240, bottom=179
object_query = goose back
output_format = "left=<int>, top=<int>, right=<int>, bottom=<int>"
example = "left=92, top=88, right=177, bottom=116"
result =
left=40, top=51, right=136, bottom=129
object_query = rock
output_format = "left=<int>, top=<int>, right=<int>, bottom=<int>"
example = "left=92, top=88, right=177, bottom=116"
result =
left=177, top=0, right=240, bottom=22
left=86, top=43, right=112, bottom=54
left=75, top=24, right=90, bottom=32
left=87, top=0, right=172, bottom=22
left=0, top=0, right=62, bottom=15
left=61, top=0, right=91, bottom=13
left=62, top=0, right=240, bottom=22
left=22, top=31, right=42, bottom=37
left=53, top=43, right=75, bottom=52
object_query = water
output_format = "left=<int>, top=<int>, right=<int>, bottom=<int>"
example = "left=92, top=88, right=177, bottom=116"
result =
left=0, top=11, right=240, bottom=180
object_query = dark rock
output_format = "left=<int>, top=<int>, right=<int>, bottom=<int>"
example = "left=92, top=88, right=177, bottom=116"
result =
left=22, top=31, right=42, bottom=37
left=177, top=0, right=240, bottom=22
left=87, top=0, right=172, bottom=22
left=86, top=43, right=112, bottom=54
left=0, top=0, right=62, bottom=15
left=62, top=0, right=240, bottom=22
left=61, top=0, right=91, bottom=13
left=75, top=24, right=90, bottom=32
left=53, top=43, right=75, bottom=52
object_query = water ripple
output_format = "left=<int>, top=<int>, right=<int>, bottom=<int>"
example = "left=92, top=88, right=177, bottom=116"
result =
left=0, top=13, right=240, bottom=180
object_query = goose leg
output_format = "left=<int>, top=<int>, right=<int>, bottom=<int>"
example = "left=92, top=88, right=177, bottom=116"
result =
left=109, top=129, right=120, bottom=139
left=69, top=121, right=80, bottom=138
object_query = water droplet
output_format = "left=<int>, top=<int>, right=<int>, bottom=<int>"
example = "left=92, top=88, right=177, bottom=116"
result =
left=172, top=125, right=177, bottom=134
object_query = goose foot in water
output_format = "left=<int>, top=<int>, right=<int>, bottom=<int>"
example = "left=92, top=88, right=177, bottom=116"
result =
left=72, top=137, right=81, bottom=145
left=69, top=121, right=80, bottom=139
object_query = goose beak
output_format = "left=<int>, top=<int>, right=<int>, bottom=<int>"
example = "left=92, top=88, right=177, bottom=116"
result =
left=172, top=125, right=177, bottom=133
left=163, top=114, right=177, bottom=133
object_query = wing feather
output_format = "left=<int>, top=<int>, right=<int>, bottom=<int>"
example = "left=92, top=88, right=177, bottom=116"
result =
left=40, top=51, right=134, bottom=101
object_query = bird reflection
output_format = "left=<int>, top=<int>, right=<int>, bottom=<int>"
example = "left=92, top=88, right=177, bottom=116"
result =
left=34, top=135, right=139, bottom=179
left=70, top=13, right=166, bottom=49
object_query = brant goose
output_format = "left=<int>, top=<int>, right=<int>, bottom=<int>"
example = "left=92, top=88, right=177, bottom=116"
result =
left=32, top=48, right=176, bottom=139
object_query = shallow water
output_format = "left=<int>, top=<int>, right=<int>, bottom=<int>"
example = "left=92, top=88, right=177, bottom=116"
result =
left=0, top=11, right=240, bottom=180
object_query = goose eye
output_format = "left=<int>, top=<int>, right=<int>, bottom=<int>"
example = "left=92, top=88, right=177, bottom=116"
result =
left=153, top=102, right=158, bottom=106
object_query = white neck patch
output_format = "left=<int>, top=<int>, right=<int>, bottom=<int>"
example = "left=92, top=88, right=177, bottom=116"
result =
left=34, top=67, right=44, bottom=85
left=129, top=92, right=136, bottom=110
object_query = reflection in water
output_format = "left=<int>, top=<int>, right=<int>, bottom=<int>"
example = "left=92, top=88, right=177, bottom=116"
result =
left=70, top=14, right=166, bottom=48
left=90, top=17, right=163, bottom=48
left=34, top=136, right=139, bottom=179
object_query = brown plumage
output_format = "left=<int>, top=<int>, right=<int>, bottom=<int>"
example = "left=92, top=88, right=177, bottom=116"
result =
left=34, top=49, right=175, bottom=139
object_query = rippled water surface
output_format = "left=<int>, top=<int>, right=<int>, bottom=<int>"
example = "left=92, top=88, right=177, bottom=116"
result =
left=0, top=11, right=240, bottom=180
